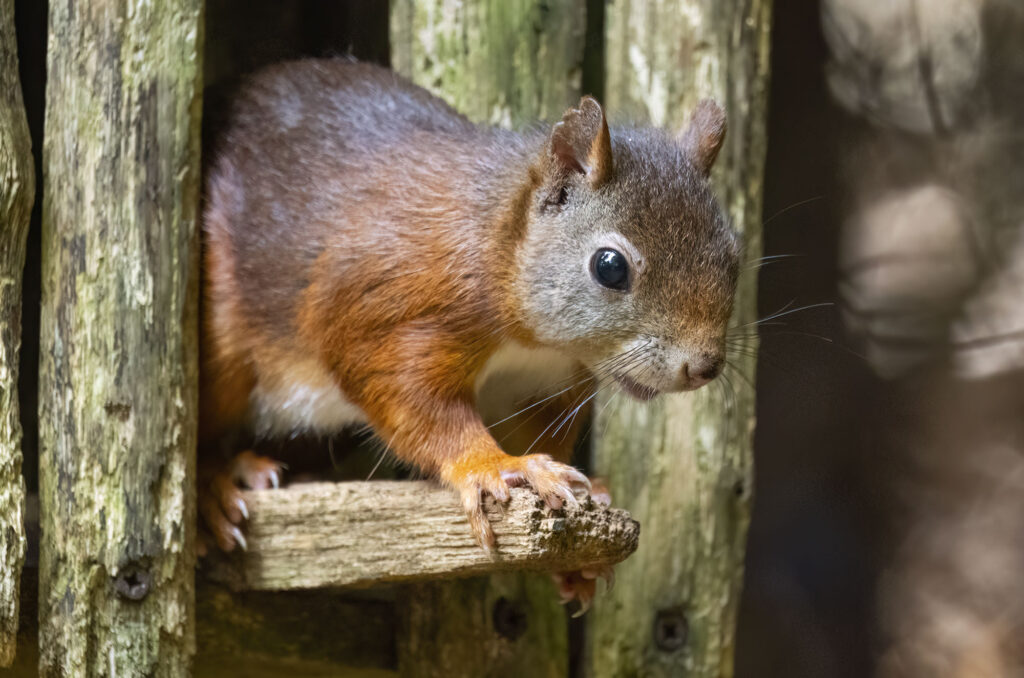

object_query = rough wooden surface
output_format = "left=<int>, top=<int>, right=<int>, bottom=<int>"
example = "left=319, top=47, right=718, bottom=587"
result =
left=391, top=4, right=589, bottom=675
left=0, top=0, right=34, bottom=667
left=7, top=566, right=399, bottom=678
left=195, top=580, right=398, bottom=678
left=37, top=1, right=203, bottom=676
left=397, top=574, right=568, bottom=678
left=390, top=0, right=586, bottom=127
left=589, top=1, right=772, bottom=677
left=204, top=482, right=638, bottom=591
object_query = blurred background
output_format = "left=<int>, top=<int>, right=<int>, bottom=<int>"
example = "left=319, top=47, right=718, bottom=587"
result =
left=740, top=0, right=1024, bottom=675
left=13, top=0, right=1024, bottom=675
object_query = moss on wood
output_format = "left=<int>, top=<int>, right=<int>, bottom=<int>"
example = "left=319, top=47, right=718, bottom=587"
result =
left=391, top=0, right=587, bottom=127
left=37, top=1, right=203, bottom=675
left=0, top=0, right=34, bottom=666
left=588, top=1, right=772, bottom=676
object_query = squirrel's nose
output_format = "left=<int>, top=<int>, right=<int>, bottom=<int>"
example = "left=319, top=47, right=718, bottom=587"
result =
left=681, top=353, right=723, bottom=389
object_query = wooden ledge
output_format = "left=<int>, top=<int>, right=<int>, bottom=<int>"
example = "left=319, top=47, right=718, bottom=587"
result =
left=202, top=481, right=640, bottom=591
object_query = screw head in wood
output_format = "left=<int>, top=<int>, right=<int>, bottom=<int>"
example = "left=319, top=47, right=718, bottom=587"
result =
left=113, top=566, right=151, bottom=601
left=492, top=596, right=528, bottom=641
left=653, top=607, right=688, bottom=652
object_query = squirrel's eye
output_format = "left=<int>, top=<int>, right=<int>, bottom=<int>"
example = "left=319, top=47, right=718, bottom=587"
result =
left=591, top=248, right=630, bottom=291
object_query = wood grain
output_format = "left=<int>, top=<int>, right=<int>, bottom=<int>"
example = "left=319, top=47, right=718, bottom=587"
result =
left=0, top=0, right=34, bottom=666
left=203, top=481, right=639, bottom=592
left=590, top=1, right=772, bottom=676
left=391, top=0, right=586, bottom=127
left=37, top=1, right=203, bottom=675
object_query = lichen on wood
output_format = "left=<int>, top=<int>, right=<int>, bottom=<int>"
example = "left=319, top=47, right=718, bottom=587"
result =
left=589, top=1, right=772, bottom=676
left=390, top=0, right=587, bottom=127
left=37, top=1, right=203, bottom=675
left=0, top=0, right=35, bottom=667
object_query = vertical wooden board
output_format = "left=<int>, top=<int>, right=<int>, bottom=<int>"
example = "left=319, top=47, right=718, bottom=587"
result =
left=391, top=1, right=588, bottom=674
left=37, top=1, right=203, bottom=676
left=0, top=0, right=34, bottom=666
left=391, top=0, right=587, bottom=127
left=195, top=582, right=398, bottom=677
left=589, top=0, right=772, bottom=676
left=399, top=575, right=566, bottom=678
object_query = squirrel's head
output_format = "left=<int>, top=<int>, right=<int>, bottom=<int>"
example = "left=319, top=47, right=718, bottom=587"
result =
left=515, top=97, right=739, bottom=399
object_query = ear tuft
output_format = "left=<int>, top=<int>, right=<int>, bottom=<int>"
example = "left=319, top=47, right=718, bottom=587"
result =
left=549, top=96, right=614, bottom=188
left=681, top=99, right=727, bottom=176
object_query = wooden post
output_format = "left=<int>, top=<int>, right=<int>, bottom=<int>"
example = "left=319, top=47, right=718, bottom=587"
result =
left=587, top=1, right=772, bottom=676
left=37, top=1, right=203, bottom=675
left=0, top=0, right=34, bottom=667
left=398, top=574, right=569, bottom=678
left=390, top=2, right=587, bottom=675
left=390, top=0, right=586, bottom=128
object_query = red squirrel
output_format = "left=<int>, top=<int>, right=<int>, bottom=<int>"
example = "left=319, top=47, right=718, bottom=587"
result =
left=199, top=58, right=738, bottom=600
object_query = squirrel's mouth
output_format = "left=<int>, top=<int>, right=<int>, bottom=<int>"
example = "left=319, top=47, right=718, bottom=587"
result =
left=613, top=373, right=660, bottom=401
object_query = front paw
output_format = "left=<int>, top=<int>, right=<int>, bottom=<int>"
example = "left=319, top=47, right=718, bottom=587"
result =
left=444, top=452, right=591, bottom=550
left=198, top=450, right=285, bottom=554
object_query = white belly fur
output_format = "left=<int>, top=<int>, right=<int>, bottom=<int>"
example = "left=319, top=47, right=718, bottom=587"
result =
left=250, top=357, right=368, bottom=438
left=250, top=342, right=579, bottom=437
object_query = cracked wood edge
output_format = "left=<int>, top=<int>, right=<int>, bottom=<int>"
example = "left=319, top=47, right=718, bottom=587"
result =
left=202, top=481, right=640, bottom=591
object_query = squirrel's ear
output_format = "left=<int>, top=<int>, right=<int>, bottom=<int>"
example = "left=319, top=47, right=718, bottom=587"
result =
left=680, top=99, right=726, bottom=176
left=549, top=96, right=613, bottom=188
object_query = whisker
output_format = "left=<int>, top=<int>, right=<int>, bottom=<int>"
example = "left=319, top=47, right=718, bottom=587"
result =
left=553, top=389, right=601, bottom=441
left=744, top=253, right=804, bottom=271
left=487, top=377, right=594, bottom=430
left=722, top=361, right=756, bottom=393
left=762, top=195, right=824, bottom=228
left=489, top=341, right=653, bottom=435
left=523, top=403, right=575, bottom=456
left=749, top=253, right=801, bottom=264
left=542, top=340, right=652, bottom=395
left=737, top=301, right=834, bottom=329
left=366, top=437, right=393, bottom=481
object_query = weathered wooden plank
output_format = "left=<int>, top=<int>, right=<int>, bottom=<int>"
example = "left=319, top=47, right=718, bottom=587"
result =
left=37, top=1, right=203, bottom=675
left=589, top=1, right=772, bottom=676
left=390, top=3, right=589, bottom=675
left=0, top=0, right=34, bottom=666
left=203, top=481, right=638, bottom=591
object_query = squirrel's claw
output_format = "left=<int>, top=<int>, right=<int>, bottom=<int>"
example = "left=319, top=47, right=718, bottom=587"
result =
left=554, top=564, right=616, bottom=615
left=582, top=564, right=616, bottom=592
left=460, top=487, right=497, bottom=552
left=229, top=526, right=248, bottom=551
left=448, top=452, right=592, bottom=552
left=588, top=477, right=612, bottom=507
left=198, top=450, right=285, bottom=555
left=230, top=450, right=285, bottom=490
